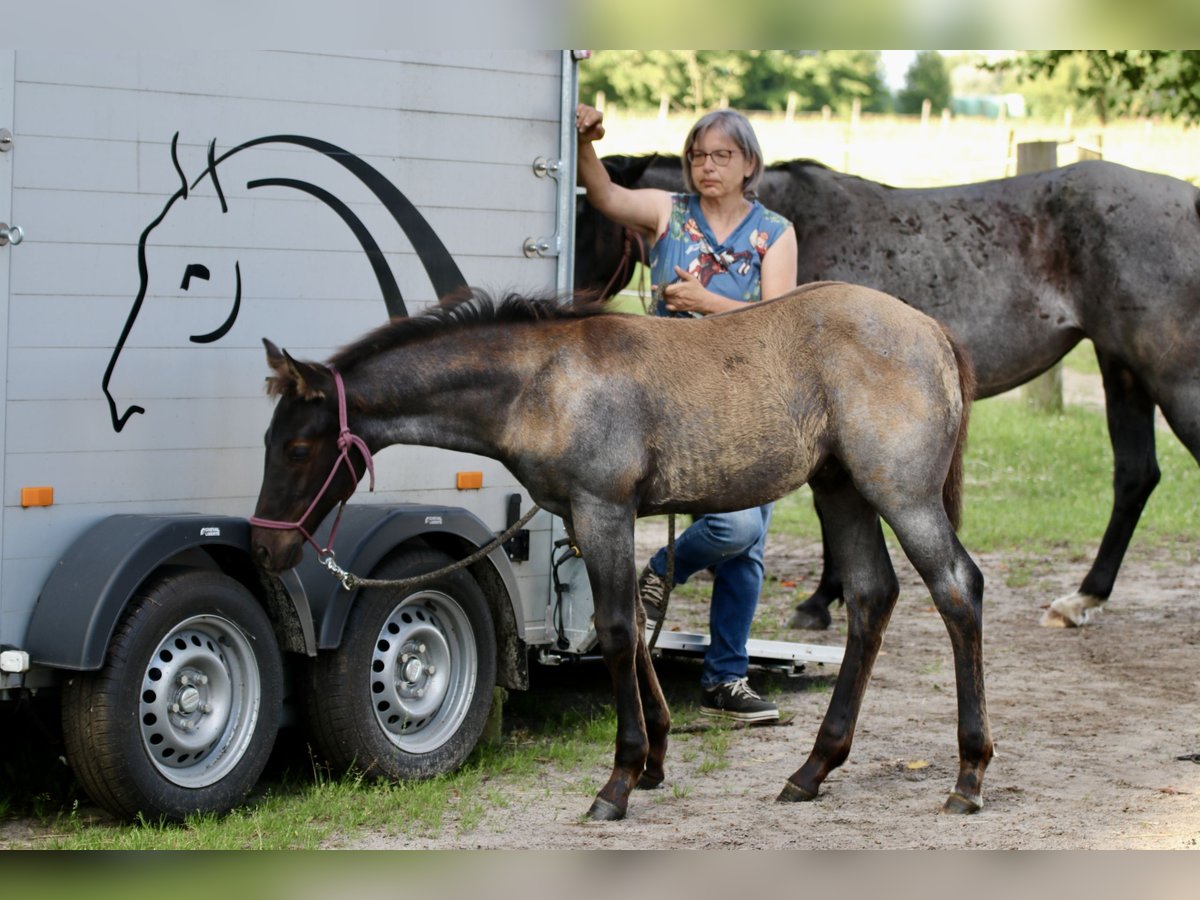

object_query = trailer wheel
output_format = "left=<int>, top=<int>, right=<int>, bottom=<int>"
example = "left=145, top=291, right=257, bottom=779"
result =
left=305, top=547, right=496, bottom=780
left=61, top=569, right=282, bottom=822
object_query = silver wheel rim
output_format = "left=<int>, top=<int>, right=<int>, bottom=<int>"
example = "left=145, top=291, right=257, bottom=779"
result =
left=371, top=590, right=478, bottom=755
left=138, top=614, right=262, bottom=788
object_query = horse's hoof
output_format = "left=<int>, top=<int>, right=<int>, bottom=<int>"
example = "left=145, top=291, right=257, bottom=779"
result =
left=1041, top=592, right=1098, bottom=628
left=941, top=791, right=983, bottom=814
left=776, top=780, right=817, bottom=803
left=787, top=604, right=832, bottom=631
left=586, top=797, right=626, bottom=821
left=637, top=771, right=665, bottom=790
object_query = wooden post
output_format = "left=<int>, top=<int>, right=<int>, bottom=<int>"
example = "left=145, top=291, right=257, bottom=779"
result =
left=1017, top=141, right=1063, bottom=413
left=921, top=98, right=931, bottom=129
left=785, top=91, right=797, bottom=123
left=658, top=92, right=669, bottom=122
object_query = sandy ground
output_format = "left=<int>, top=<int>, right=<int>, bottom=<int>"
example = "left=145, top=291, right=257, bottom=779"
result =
left=337, top=519, right=1200, bottom=850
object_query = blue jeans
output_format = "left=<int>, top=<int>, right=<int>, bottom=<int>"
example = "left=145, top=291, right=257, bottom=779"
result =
left=647, top=504, right=773, bottom=689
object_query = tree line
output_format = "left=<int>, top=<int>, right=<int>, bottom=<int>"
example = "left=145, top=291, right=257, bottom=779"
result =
left=579, top=50, right=1200, bottom=124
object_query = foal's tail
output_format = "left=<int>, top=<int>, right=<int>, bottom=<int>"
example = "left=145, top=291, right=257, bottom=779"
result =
left=942, top=326, right=976, bottom=532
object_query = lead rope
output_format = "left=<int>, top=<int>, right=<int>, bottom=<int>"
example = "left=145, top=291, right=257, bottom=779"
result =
left=646, top=513, right=675, bottom=652
left=319, top=503, right=541, bottom=592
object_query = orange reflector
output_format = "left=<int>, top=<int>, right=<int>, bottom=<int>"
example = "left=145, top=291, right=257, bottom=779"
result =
left=456, top=471, right=484, bottom=490
left=21, top=486, right=54, bottom=507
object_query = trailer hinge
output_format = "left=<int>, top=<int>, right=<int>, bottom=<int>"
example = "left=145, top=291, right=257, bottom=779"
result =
left=532, top=156, right=562, bottom=179
left=524, top=156, right=563, bottom=258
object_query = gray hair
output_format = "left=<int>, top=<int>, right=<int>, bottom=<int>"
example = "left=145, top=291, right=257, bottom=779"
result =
left=681, top=109, right=765, bottom=199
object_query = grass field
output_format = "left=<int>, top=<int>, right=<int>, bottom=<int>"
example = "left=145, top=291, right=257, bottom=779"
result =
left=593, top=109, right=1200, bottom=188
left=769, top=341, right=1200, bottom=556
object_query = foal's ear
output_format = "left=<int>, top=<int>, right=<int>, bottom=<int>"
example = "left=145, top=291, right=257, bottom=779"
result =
left=262, top=337, right=330, bottom=401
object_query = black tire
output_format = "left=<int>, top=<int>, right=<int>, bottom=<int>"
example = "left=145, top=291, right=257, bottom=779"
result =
left=60, top=569, right=283, bottom=822
left=304, top=547, right=497, bottom=780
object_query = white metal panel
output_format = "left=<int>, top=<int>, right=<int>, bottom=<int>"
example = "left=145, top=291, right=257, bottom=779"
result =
left=14, top=52, right=561, bottom=124
left=1, top=51, right=569, bottom=649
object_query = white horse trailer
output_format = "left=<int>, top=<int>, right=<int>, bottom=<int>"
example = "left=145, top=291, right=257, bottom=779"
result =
left=0, top=50, right=839, bottom=822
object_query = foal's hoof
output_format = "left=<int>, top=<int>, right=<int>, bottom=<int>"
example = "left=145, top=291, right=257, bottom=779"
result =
left=776, top=780, right=817, bottom=803
left=586, top=797, right=626, bottom=821
left=787, top=603, right=832, bottom=631
left=941, top=791, right=983, bottom=814
left=637, top=770, right=665, bottom=790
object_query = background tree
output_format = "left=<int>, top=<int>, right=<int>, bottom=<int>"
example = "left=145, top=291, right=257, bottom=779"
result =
left=787, top=50, right=890, bottom=114
left=577, top=50, right=890, bottom=114
left=991, top=51, right=1200, bottom=124
left=896, top=51, right=952, bottom=114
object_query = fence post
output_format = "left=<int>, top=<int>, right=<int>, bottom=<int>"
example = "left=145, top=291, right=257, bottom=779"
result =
left=1017, top=141, right=1063, bottom=413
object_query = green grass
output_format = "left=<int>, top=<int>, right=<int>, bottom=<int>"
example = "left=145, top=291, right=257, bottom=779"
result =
left=768, top=392, right=1200, bottom=556
left=6, top=700, right=620, bottom=850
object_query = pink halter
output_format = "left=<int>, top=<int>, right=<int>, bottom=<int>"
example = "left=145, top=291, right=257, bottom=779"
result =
left=249, top=365, right=375, bottom=560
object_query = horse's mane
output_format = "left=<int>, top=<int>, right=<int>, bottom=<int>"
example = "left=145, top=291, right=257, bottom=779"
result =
left=329, top=288, right=608, bottom=370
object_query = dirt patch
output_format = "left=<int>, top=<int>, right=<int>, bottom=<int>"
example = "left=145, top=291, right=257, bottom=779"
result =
left=341, top=519, right=1200, bottom=850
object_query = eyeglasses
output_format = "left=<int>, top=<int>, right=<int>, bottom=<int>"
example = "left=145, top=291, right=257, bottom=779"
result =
left=686, top=148, right=737, bottom=167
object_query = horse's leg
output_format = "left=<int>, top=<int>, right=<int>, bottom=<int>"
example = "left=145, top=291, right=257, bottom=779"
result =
left=779, top=476, right=900, bottom=803
left=1044, top=351, right=1160, bottom=627
left=788, top=501, right=841, bottom=630
left=889, top=503, right=991, bottom=813
left=634, top=599, right=670, bottom=789
left=571, top=500, right=648, bottom=820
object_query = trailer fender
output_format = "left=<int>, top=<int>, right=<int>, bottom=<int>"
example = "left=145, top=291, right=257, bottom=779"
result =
left=24, top=514, right=313, bottom=671
left=292, top=504, right=528, bottom=689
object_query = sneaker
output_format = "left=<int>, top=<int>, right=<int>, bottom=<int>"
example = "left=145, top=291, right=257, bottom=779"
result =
left=637, top=566, right=668, bottom=623
left=700, top=677, right=780, bottom=723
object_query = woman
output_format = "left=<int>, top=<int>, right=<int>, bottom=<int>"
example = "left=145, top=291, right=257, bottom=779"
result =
left=576, top=102, right=798, bottom=722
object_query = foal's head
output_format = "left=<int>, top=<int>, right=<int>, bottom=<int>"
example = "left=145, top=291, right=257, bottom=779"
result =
left=250, top=339, right=371, bottom=573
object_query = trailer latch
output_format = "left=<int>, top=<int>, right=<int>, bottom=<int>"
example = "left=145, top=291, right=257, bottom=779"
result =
left=503, top=493, right=531, bottom=562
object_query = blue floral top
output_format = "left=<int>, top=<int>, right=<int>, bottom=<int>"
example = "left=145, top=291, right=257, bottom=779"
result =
left=649, top=193, right=791, bottom=317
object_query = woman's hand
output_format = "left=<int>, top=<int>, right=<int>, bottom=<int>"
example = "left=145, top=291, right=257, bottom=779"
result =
left=663, top=266, right=742, bottom=316
left=575, top=103, right=605, bottom=144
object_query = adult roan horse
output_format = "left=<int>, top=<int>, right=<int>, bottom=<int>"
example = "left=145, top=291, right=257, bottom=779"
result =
left=576, top=154, right=1200, bottom=629
left=250, top=282, right=989, bottom=820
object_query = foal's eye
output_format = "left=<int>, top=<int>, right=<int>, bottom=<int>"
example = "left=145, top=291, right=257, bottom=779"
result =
left=286, top=444, right=311, bottom=462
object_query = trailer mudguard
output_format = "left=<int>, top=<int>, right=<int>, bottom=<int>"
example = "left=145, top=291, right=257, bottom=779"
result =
left=24, top=514, right=310, bottom=671
left=291, top=503, right=526, bottom=653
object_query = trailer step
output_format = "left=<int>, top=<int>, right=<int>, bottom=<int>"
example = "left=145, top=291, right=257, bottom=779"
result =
left=648, top=629, right=843, bottom=674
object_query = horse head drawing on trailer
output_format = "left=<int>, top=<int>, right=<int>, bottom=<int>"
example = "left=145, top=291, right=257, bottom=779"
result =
left=102, top=132, right=467, bottom=433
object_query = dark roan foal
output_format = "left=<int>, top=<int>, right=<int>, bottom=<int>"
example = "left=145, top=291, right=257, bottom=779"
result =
left=576, top=154, right=1200, bottom=630
left=250, top=282, right=987, bottom=820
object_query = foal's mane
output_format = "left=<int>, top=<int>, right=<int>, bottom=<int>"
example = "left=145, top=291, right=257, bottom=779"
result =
left=329, top=288, right=607, bottom=370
